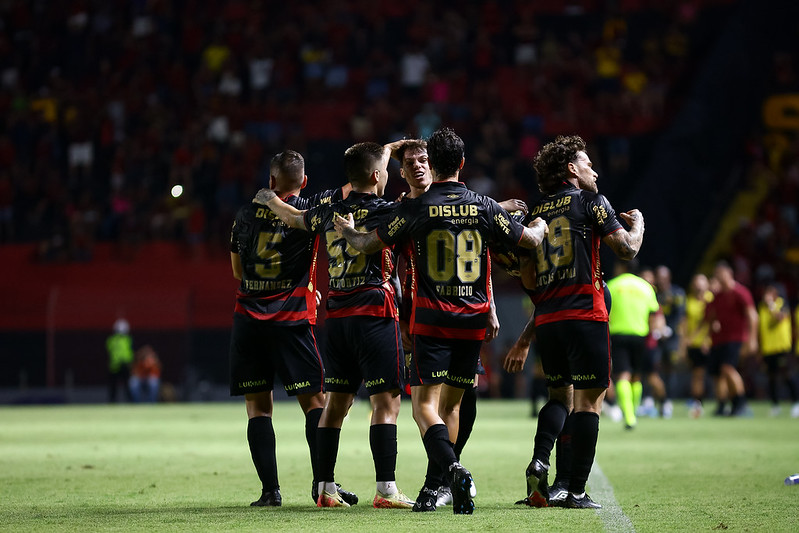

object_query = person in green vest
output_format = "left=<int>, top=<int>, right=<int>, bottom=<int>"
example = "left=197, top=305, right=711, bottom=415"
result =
left=606, top=260, right=660, bottom=429
left=758, top=283, right=798, bottom=417
left=107, top=318, right=134, bottom=402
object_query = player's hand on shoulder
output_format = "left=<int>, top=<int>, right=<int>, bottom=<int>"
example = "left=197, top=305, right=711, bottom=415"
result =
left=498, top=198, right=528, bottom=215
left=333, top=212, right=355, bottom=236
left=254, top=188, right=277, bottom=205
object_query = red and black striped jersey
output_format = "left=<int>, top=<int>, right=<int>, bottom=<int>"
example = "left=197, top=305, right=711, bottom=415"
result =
left=230, top=188, right=343, bottom=325
left=376, top=181, right=526, bottom=340
left=305, top=191, right=399, bottom=320
left=527, top=183, right=622, bottom=326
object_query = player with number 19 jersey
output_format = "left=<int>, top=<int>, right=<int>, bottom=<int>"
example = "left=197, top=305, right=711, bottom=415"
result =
left=375, top=181, right=526, bottom=341
left=527, top=182, right=622, bottom=326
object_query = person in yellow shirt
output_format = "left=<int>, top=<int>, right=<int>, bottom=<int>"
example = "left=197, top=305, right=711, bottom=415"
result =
left=682, top=274, right=714, bottom=417
left=758, top=284, right=798, bottom=417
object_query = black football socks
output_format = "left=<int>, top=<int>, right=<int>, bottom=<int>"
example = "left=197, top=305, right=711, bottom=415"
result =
left=454, top=386, right=477, bottom=460
left=305, top=408, right=323, bottom=481
left=248, top=416, right=279, bottom=491
left=568, top=411, right=599, bottom=495
left=423, top=424, right=457, bottom=486
left=316, top=426, right=341, bottom=483
left=553, top=411, right=574, bottom=486
left=370, top=423, right=398, bottom=482
left=533, top=399, right=569, bottom=465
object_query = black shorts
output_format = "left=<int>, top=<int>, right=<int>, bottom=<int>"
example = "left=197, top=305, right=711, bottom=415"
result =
left=229, top=313, right=324, bottom=397
left=536, top=320, right=611, bottom=390
left=687, top=347, right=707, bottom=369
left=409, top=334, right=482, bottom=389
left=707, top=342, right=742, bottom=376
left=324, top=316, right=404, bottom=396
left=659, top=335, right=680, bottom=358
left=609, top=334, right=647, bottom=376
left=763, top=352, right=791, bottom=375
left=642, top=345, right=661, bottom=375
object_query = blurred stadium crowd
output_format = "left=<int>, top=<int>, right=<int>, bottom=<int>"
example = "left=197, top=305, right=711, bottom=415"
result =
left=0, top=0, right=739, bottom=262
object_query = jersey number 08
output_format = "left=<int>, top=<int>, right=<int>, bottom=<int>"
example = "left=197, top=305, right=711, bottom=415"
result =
left=426, top=229, right=482, bottom=283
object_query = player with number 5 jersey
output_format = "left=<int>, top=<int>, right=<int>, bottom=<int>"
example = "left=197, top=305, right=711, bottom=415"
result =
left=228, top=150, right=355, bottom=509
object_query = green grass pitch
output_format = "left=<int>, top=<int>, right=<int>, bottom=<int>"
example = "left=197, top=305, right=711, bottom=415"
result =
left=1, top=399, right=797, bottom=532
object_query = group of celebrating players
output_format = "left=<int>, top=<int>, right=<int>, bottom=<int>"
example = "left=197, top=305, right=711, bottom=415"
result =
left=228, top=127, right=644, bottom=514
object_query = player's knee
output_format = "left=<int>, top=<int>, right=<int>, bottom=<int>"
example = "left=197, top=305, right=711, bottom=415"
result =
left=411, top=401, right=436, bottom=425
left=547, top=386, right=571, bottom=407
left=370, top=393, right=400, bottom=420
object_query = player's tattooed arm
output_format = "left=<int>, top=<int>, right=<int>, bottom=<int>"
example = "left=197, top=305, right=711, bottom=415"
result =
left=333, top=212, right=385, bottom=254
left=502, top=311, right=535, bottom=374
left=253, top=188, right=308, bottom=230
left=603, top=209, right=644, bottom=260
left=518, top=217, right=549, bottom=249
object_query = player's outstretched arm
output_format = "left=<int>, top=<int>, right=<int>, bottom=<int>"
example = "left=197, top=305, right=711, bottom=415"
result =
left=253, top=188, right=308, bottom=230
left=603, top=209, right=644, bottom=260
left=333, top=212, right=385, bottom=254
left=503, top=311, right=535, bottom=373
left=518, top=217, right=549, bottom=249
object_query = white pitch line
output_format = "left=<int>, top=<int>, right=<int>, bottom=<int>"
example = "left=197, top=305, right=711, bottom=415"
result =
left=589, top=462, right=636, bottom=533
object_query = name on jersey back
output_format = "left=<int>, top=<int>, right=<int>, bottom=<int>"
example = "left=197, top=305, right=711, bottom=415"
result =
left=536, top=267, right=576, bottom=288
left=244, top=279, right=295, bottom=291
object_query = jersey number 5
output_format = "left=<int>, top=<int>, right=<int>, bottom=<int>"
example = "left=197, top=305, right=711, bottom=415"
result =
left=255, top=231, right=282, bottom=278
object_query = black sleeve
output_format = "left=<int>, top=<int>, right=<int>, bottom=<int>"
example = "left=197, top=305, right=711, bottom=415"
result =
left=375, top=202, right=410, bottom=247
left=482, top=196, right=525, bottom=248
left=305, top=186, right=345, bottom=207
left=230, top=206, right=251, bottom=254
left=304, top=204, right=330, bottom=235
left=588, top=193, right=623, bottom=237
